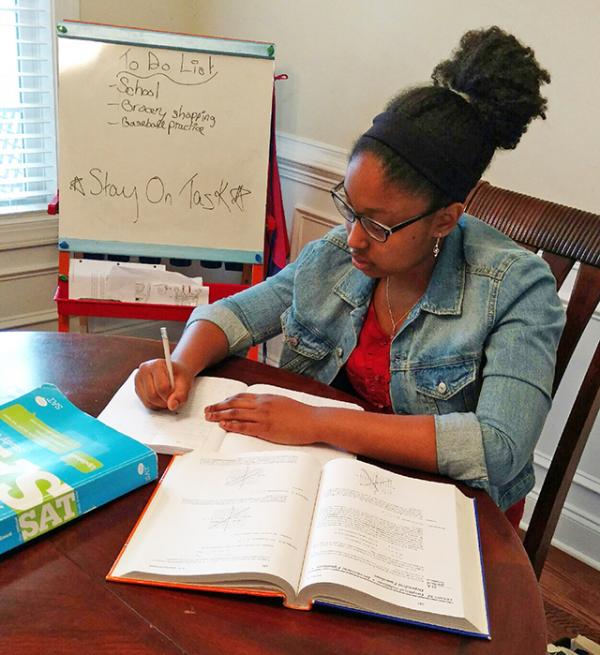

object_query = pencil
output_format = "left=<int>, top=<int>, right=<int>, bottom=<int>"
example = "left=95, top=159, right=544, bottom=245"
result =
left=160, top=326, right=175, bottom=390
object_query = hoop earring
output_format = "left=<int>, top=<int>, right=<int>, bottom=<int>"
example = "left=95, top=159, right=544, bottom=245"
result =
left=433, top=237, right=441, bottom=259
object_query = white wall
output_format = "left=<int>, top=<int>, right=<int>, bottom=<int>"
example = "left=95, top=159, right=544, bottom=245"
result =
left=78, top=0, right=197, bottom=32
left=194, top=0, right=600, bottom=214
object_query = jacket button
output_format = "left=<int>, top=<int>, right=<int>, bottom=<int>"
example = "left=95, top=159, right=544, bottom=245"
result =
left=336, top=347, right=343, bottom=358
left=288, top=336, right=299, bottom=347
left=437, top=381, right=447, bottom=394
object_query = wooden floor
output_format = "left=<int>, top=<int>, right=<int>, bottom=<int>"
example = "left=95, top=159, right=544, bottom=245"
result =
left=541, top=545, right=600, bottom=645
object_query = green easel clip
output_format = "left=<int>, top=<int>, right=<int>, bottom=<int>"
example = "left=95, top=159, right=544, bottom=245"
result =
left=267, top=44, right=275, bottom=58
left=57, top=24, right=67, bottom=34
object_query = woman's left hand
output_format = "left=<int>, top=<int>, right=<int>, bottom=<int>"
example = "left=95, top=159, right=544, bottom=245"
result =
left=204, top=393, right=319, bottom=446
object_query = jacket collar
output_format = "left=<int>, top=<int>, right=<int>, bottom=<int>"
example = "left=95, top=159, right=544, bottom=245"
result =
left=420, top=220, right=465, bottom=316
left=334, top=263, right=376, bottom=308
left=324, top=228, right=376, bottom=307
left=327, top=220, right=465, bottom=315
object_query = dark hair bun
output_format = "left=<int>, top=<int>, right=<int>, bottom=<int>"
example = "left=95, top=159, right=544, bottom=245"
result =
left=431, top=26, right=550, bottom=150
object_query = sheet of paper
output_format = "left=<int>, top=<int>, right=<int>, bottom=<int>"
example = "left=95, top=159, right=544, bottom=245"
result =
left=106, top=266, right=208, bottom=306
left=299, top=459, right=465, bottom=616
left=111, top=451, right=322, bottom=595
left=99, top=372, right=360, bottom=461
left=219, top=434, right=354, bottom=466
left=68, top=258, right=208, bottom=305
left=247, top=383, right=364, bottom=412
left=99, top=372, right=247, bottom=454
left=69, top=258, right=165, bottom=300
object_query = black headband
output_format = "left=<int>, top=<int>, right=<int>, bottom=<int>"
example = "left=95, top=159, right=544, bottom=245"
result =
left=362, top=111, right=479, bottom=202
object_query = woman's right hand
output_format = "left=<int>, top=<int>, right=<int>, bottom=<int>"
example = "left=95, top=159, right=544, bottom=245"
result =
left=134, top=319, right=229, bottom=412
left=134, top=359, right=195, bottom=412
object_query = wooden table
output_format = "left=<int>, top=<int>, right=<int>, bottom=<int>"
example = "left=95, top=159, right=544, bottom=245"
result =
left=0, top=332, right=547, bottom=654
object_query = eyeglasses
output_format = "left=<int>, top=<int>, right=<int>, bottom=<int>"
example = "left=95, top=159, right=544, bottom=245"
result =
left=330, top=181, right=438, bottom=243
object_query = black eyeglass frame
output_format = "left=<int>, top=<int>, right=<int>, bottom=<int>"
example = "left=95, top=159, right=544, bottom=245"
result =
left=330, top=181, right=440, bottom=243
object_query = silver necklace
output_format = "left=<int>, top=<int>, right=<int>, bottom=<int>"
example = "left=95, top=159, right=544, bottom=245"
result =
left=385, top=276, right=413, bottom=338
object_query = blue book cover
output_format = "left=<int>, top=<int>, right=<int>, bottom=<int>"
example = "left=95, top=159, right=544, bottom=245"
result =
left=0, top=383, right=158, bottom=556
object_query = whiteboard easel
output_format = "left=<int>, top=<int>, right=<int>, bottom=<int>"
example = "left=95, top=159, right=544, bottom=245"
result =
left=54, top=21, right=275, bottom=333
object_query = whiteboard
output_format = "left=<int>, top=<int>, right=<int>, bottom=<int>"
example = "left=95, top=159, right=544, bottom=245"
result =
left=57, top=22, right=275, bottom=263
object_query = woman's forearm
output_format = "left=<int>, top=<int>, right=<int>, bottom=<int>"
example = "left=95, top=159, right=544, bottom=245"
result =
left=313, top=407, right=438, bottom=473
left=171, top=320, right=230, bottom=376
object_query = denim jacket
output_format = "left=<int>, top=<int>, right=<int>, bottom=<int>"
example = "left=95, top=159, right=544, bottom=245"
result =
left=188, top=215, right=565, bottom=510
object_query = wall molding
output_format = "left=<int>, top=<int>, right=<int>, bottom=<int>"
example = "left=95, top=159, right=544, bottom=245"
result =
left=0, top=265, right=57, bottom=282
left=527, top=454, right=600, bottom=569
left=277, top=131, right=345, bottom=190
left=0, top=213, right=58, bottom=251
left=523, top=485, right=600, bottom=572
left=534, top=450, right=600, bottom=496
left=0, top=309, right=58, bottom=331
left=87, top=318, right=157, bottom=336
left=289, top=205, right=340, bottom=260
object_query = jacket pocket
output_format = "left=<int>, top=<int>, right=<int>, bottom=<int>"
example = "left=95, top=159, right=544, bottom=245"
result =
left=279, top=307, right=334, bottom=373
left=413, top=357, right=480, bottom=413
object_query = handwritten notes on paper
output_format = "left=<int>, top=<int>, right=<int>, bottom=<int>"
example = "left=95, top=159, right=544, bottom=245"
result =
left=57, top=29, right=274, bottom=260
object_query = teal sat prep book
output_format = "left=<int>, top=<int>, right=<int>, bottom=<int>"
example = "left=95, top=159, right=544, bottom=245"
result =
left=0, top=384, right=158, bottom=556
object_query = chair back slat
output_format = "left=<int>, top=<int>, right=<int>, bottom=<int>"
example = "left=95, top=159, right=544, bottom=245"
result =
left=464, top=180, right=600, bottom=578
left=554, top=265, right=600, bottom=394
left=541, top=252, right=575, bottom=288
left=524, top=340, right=600, bottom=577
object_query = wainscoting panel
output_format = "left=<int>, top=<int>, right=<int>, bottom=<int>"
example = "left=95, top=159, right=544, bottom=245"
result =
left=0, top=214, right=59, bottom=330
left=290, top=205, right=341, bottom=260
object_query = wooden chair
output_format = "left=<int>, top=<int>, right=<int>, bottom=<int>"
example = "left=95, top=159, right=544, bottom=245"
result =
left=464, top=181, right=600, bottom=579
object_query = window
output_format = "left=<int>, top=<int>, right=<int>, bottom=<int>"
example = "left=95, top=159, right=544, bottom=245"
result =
left=0, top=0, right=57, bottom=214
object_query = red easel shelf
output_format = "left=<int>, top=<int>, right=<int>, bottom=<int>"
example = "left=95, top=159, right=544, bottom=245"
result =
left=54, top=279, right=249, bottom=322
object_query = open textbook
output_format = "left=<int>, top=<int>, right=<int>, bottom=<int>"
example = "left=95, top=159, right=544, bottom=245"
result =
left=108, top=451, right=489, bottom=638
left=99, top=372, right=361, bottom=463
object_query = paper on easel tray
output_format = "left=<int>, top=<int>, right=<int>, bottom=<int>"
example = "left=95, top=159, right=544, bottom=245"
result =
left=69, top=259, right=208, bottom=306
left=106, top=266, right=208, bottom=306
left=69, top=259, right=165, bottom=300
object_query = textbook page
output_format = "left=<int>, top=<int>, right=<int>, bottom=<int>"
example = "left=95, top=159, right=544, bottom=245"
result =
left=99, top=372, right=359, bottom=463
left=110, top=451, right=322, bottom=599
left=297, top=459, right=479, bottom=624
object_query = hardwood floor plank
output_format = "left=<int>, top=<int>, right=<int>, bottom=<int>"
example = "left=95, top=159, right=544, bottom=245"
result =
left=540, top=545, right=600, bottom=645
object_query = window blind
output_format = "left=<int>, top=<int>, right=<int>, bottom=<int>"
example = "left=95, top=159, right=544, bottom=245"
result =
left=0, top=0, right=57, bottom=214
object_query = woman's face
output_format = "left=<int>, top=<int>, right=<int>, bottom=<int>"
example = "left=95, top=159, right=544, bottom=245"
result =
left=343, top=152, right=440, bottom=279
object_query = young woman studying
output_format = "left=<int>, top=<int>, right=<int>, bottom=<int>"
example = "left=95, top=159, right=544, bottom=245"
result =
left=134, top=26, right=565, bottom=529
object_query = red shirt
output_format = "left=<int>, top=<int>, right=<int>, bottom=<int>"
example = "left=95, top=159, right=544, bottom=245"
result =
left=345, top=300, right=394, bottom=413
